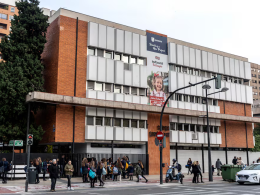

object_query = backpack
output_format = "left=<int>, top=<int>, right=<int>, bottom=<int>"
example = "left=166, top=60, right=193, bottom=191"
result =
left=125, top=162, right=129, bottom=170
left=113, top=167, right=118, bottom=174
left=89, top=169, right=96, bottom=179
left=177, top=164, right=182, bottom=171
left=24, top=166, right=27, bottom=173
left=102, top=167, right=107, bottom=175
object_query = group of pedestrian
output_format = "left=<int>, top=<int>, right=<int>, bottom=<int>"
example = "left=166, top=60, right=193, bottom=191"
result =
left=186, top=159, right=204, bottom=183
left=232, top=156, right=245, bottom=166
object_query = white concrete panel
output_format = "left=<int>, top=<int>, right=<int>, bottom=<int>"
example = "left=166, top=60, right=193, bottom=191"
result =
left=189, top=48, right=196, bottom=68
left=132, top=128, right=141, bottom=141
left=124, top=31, right=132, bottom=54
left=106, top=26, right=115, bottom=50
left=229, top=58, right=235, bottom=76
left=213, top=54, right=218, bottom=73
left=139, top=35, right=146, bottom=57
left=97, top=57, right=106, bottom=82
left=106, top=92, right=114, bottom=101
left=210, top=119, right=215, bottom=126
left=198, top=118, right=204, bottom=125
left=86, top=107, right=96, bottom=116
left=106, top=58, right=114, bottom=83
left=169, top=100, right=178, bottom=108
left=207, top=52, right=213, bottom=71
left=114, top=93, right=124, bottom=102
left=224, top=57, right=230, bottom=75
left=105, top=127, right=114, bottom=140
left=196, top=76, right=203, bottom=97
left=198, top=132, right=204, bottom=143
left=209, top=105, right=215, bottom=113
left=235, top=84, right=241, bottom=102
left=115, top=29, right=124, bottom=52
left=185, top=102, right=191, bottom=110
left=204, top=133, right=208, bottom=144
left=179, top=116, right=185, bottom=124
left=168, top=43, right=176, bottom=64
left=139, top=65, right=147, bottom=88
left=115, top=110, right=123, bottom=118
left=186, top=117, right=191, bottom=124
left=230, top=83, right=236, bottom=102
left=186, top=132, right=192, bottom=143
left=169, top=71, right=177, bottom=92
left=97, top=91, right=106, bottom=100
left=219, top=81, right=226, bottom=100
left=191, top=103, right=197, bottom=111
left=132, top=33, right=140, bottom=56
left=170, top=131, right=178, bottom=142
left=177, top=45, right=183, bottom=65
left=169, top=115, right=178, bottom=122
left=106, top=109, right=114, bottom=117
left=88, top=22, right=98, bottom=47
left=97, top=108, right=105, bottom=116
left=87, top=55, right=97, bottom=81
left=132, top=111, right=140, bottom=120
left=246, top=86, right=253, bottom=104
left=124, top=128, right=133, bottom=141
left=140, top=96, right=148, bottom=104
left=215, top=120, right=221, bottom=126
left=132, top=96, right=140, bottom=104
left=215, top=106, right=220, bottom=113
left=225, top=82, right=231, bottom=101
left=210, top=133, right=217, bottom=144
left=234, top=60, right=240, bottom=77
left=239, top=61, right=245, bottom=78
left=218, top=55, right=224, bottom=74
left=178, top=102, right=185, bottom=109
left=179, top=131, right=186, bottom=143
left=177, top=72, right=185, bottom=94
left=114, top=127, right=124, bottom=140
left=184, top=74, right=191, bottom=94
left=216, top=133, right=222, bottom=144
left=183, top=46, right=190, bottom=67
left=192, top=117, right=197, bottom=124
left=114, top=60, right=124, bottom=84
left=124, top=111, right=132, bottom=119
left=86, top=90, right=97, bottom=99
left=241, top=85, right=246, bottom=103
left=195, top=49, right=202, bottom=69
left=197, top=104, right=203, bottom=111
left=124, top=94, right=132, bottom=103
left=124, top=70, right=132, bottom=86
left=190, top=75, right=196, bottom=96
left=140, top=129, right=148, bottom=142
left=192, top=138, right=199, bottom=144
left=140, top=112, right=148, bottom=120
left=86, top=126, right=96, bottom=139
left=132, top=64, right=140, bottom=87
left=202, top=51, right=208, bottom=70
left=244, top=62, right=251, bottom=80
left=98, top=24, right=106, bottom=49
left=96, top=126, right=105, bottom=140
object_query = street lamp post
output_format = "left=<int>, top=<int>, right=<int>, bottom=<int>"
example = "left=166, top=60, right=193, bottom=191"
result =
left=202, top=85, right=229, bottom=182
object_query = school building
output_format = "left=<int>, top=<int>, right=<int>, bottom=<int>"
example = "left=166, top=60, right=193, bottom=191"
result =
left=29, top=8, right=260, bottom=174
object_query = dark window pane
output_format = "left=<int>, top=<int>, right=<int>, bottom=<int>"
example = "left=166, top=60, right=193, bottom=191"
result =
left=87, top=116, right=94, bottom=125
left=114, top=118, right=121, bottom=127
left=131, top=120, right=137, bottom=128
left=123, top=119, right=129, bottom=127
left=96, top=117, right=103, bottom=126
left=104, top=118, right=111, bottom=126
left=139, top=120, right=145, bottom=128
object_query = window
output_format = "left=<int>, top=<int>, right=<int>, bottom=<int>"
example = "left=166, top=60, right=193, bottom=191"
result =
left=188, top=68, right=193, bottom=75
left=114, top=118, right=121, bottom=127
left=96, top=117, right=103, bottom=126
left=212, top=73, right=216, bottom=78
left=104, top=118, right=111, bottom=126
left=182, top=67, right=187, bottom=73
left=252, top=74, right=256, bottom=77
left=195, top=97, right=200, bottom=103
left=0, top=33, right=5, bottom=39
left=176, top=66, right=181, bottom=72
left=131, top=120, right=137, bottom=128
left=200, top=71, right=205, bottom=77
left=170, top=122, right=176, bottom=130
left=0, top=13, right=7, bottom=20
left=139, top=120, right=145, bottom=128
left=213, top=99, right=218, bottom=106
left=139, top=58, right=144, bottom=65
left=190, top=124, right=195, bottom=132
left=11, top=7, right=15, bottom=12
left=124, top=63, right=130, bottom=70
left=88, top=47, right=95, bottom=55
left=253, top=80, right=257, bottom=83
left=184, top=95, right=188, bottom=102
left=123, top=119, right=129, bottom=127
left=184, top=124, right=189, bottom=131
left=176, top=94, right=182, bottom=101
left=87, top=81, right=94, bottom=90
left=123, top=86, right=129, bottom=94
left=105, top=83, right=112, bottom=92
left=169, top=64, right=174, bottom=71
left=97, top=49, right=103, bottom=57
left=190, top=96, right=194, bottom=103
left=202, top=98, right=206, bottom=104
left=130, top=56, right=137, bottom=64
left=0, top=4, right=8, bottom=10
left=210, top=126, right=214, bottom=133
left=114, top=85, right=121, bottom=93
left=105, top=51, right=112, bottom=59
left=177, top=123, right=182, bottom=130
left=223, top=76, right=227, bottom=81
left=203, top=126, right=207, bottom=132
left=139, top=88, right=146, bottom=96
left=194, top=70, right=199, bottom=76
left=114, top=53, right=121, bottom=60
left=122, top=55, right=129, bottom=63
left=238, top=79, right=242, bottom=84
left=9, top=15, right=14, bottom=20
left=87, top=116, right=94, bottom=125
left=0, top=23, right=7, bottom=29
left=131, top=87, right=137, bottom=95
left=95, top=82, right=103, bottom=91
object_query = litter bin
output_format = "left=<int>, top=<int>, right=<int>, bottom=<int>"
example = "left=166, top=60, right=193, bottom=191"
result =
left=221, top=165, right=242, bottom=181
left=28, top=167, right=36, bottom=184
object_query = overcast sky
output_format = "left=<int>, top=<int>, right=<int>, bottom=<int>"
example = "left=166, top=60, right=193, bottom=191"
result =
left=39, top=0, right=260, bottom=64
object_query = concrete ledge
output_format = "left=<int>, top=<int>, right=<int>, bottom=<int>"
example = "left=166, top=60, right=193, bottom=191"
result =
left=26, top=92, right=258, bottom=123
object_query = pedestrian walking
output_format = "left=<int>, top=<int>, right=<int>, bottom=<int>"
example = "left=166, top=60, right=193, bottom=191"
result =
left=215, top=159, right=222, bottom=176
left=89, top=161, right=96, bottom=188
left=96, top=162, right=105, bottom=186
left=48, top=159, right=59, bottom=192
left=60, top=155, right=66, bottom=178
left=42, top=159, right=48, bottom=181
left=82, top=158, right=89, bottom=183
left=196, top=161, right=204, bottom=183
left=136, top=160, right=148, bottom=183
left=0, top=158, right=9, bottom=184
left=186, top=158, right=192, bottom=175
left=64, top=160, right=74, bottom=191
left=232, top=156, right=237, bottom=165
left=116, top=158, right=123, bottom=181
left=33, top=158, right=40, bottom=184
left=191, top=161, right=199, bottom=183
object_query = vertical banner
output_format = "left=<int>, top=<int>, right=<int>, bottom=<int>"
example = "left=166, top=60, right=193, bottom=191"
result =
left=146, top=32, right=169, bottom=107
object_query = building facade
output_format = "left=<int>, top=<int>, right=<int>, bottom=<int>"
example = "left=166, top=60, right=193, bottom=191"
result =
left=39, top=8, right=254, bottom=174
left=251, top=63, right=260, bottom=101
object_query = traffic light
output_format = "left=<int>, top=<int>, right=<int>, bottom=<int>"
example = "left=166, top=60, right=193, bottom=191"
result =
left=27, top=134, right=33, bottom=145
left=215, top=74, right=222, bottom=89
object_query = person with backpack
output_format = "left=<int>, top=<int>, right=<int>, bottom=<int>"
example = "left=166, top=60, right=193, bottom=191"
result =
left=89, top=161, right=96, bottom=188
left=42, top=159, right=48, bottom=181
left=96, top=162, right=105, bottom=187
left=0, top=158, right=9, bottom=184
left=121, top=157, right=126, bottom=179
left=64, top=160, right=74, bottom=191
left=137, top=160, right=148, bottom=183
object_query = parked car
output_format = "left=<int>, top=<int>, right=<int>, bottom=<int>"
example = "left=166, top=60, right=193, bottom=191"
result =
left=236, top=163, right=260, bottom=185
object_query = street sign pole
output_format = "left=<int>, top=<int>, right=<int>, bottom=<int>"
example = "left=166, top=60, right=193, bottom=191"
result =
left=12, top=142, right=14, bottom=180
left=25, top=103, right=30, bottom=192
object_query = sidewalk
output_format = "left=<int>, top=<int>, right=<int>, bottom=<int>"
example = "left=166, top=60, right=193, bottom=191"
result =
left=0, top=173, right=225, bottom=194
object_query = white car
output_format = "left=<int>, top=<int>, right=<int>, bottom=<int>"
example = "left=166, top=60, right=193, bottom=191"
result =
left=236, top=163, right=260, bottom=184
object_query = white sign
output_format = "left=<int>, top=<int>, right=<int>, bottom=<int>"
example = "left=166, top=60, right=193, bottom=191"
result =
left=146, top=51, right=168, bottom=74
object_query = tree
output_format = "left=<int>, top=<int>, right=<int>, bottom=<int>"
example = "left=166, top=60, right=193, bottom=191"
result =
left=251, top=123, right=260, bottom=152
left=0, top=0, right=48, bottom=146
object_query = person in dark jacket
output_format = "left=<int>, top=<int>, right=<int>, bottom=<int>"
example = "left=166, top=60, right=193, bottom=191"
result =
left=42, top=159, right=48, bottom=181
left=187, top=158, right=192, bottom=175
left=49, top=159, right=59, bottom=192
left=137, top=160, right=148, bottom=183
left=215, top=159, right=222, bottom=176
left=121, top=158, right=126, bottom=179
left=81, top=158, right=89, bottom=183
left=0, top=158, right=9, bottom=184
left=191, top=161, right=199, bottom=183
left=89, top=161, right=96, bottom=188
left=60, top=155, right=66, bottom=178
left=33, top=159, right=40, bottom=184
left=232, top=156, right=237, bottom=165
left=127, top=163, right=134, bottom=180
left=96, top=162, right=104, bottom=186
left=196, top=161, right=204, bottom=183
left=257, top=158, right=260, bottom=163
left=212, top=165, right=216, bottom=176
